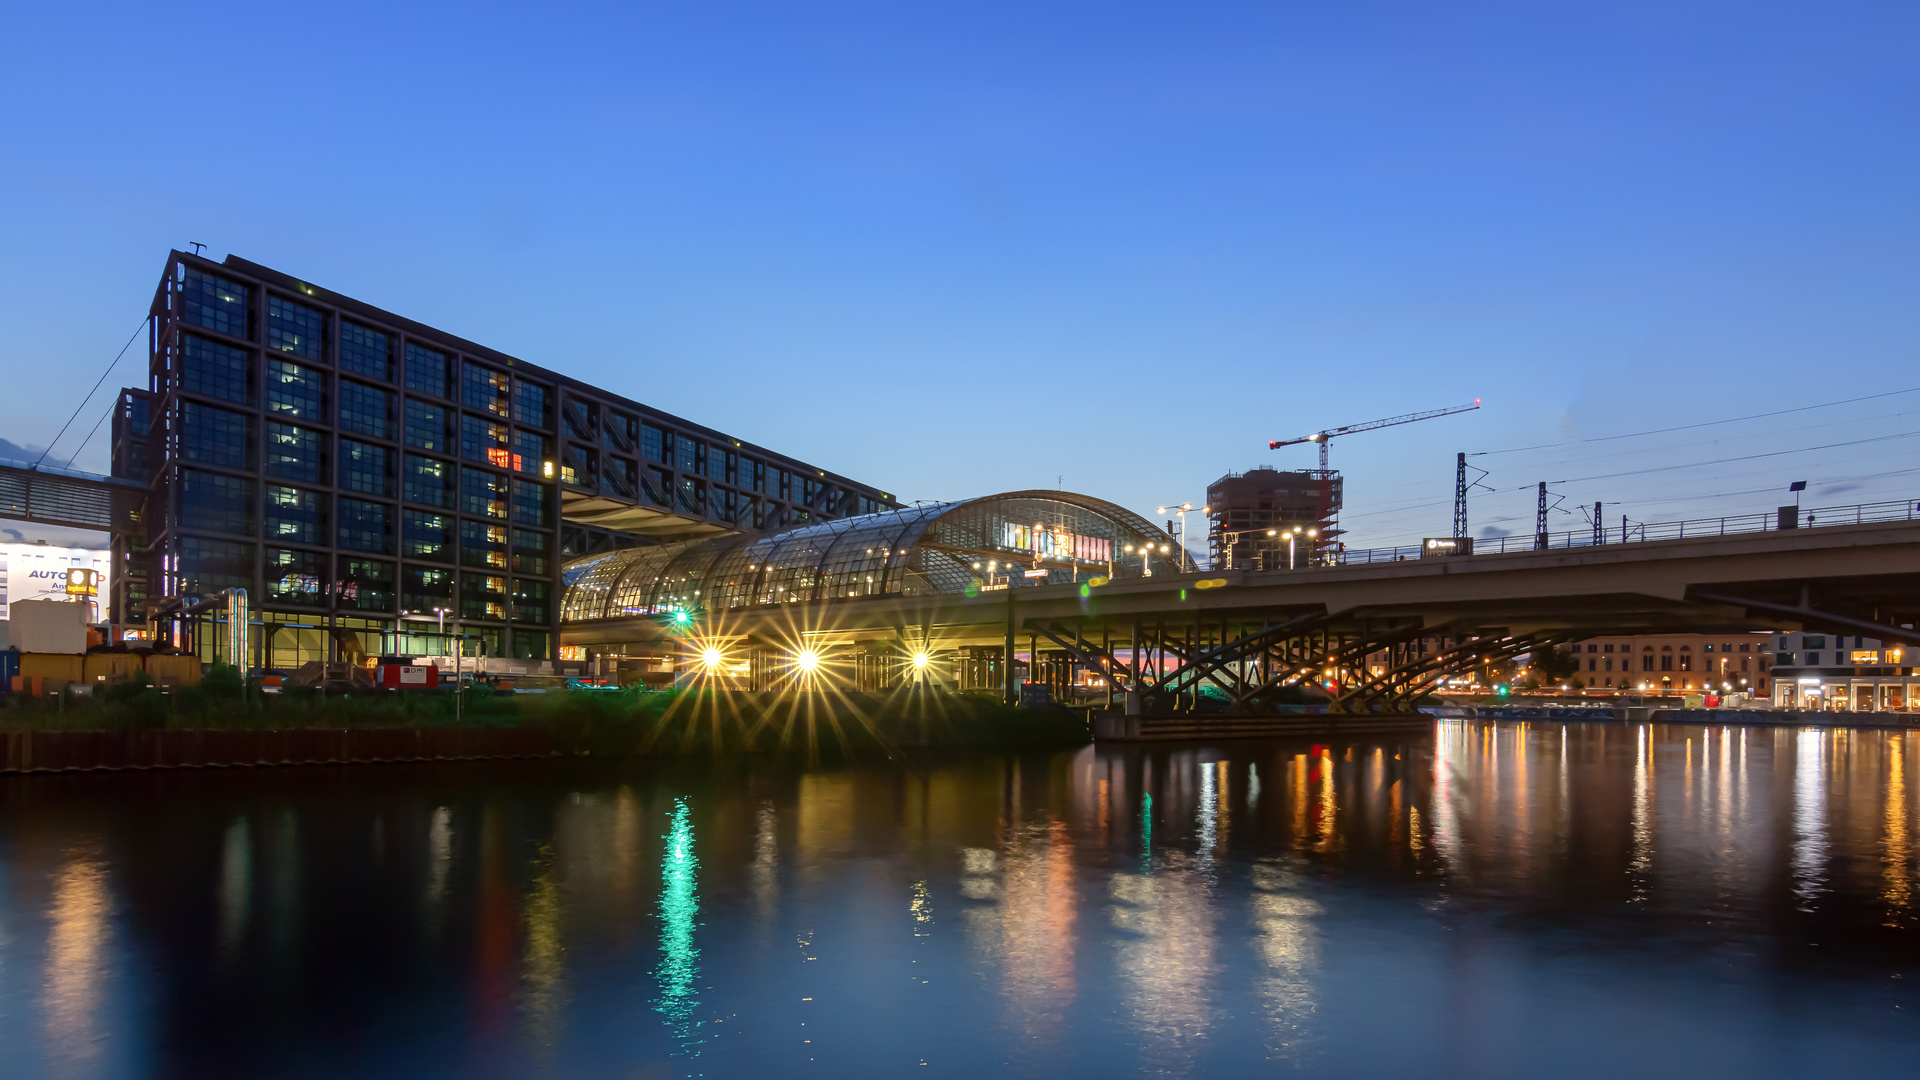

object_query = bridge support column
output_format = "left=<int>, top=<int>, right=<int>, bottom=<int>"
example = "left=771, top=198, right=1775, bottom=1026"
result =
left=1004, top=594, right=1018, bottom=705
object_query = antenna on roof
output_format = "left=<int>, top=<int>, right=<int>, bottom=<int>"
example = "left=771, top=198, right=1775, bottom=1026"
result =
left=189, top=242, right=206, bottom=256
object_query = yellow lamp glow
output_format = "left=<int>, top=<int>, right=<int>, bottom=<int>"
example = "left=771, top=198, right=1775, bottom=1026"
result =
left=796, top=649, right=820, bottom=672
left=911, top=652, right=930, bottom=669
left=702, top=647, right=723, bottom=669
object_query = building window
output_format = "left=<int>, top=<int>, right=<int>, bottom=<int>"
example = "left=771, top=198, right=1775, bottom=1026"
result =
left=511, top=529, right=549, bottom=575
left=267, top=296, right=324, bottom=360
left=512, top=478, right=550, bottom=527
left=676, top=435, right=698, bottom=474
left=461, top=414, right=512, bottom=468
left=641, top=424, right=665, bottom=462
left=1642, top=652, right=1654, bottom=672
left=401, top=566, right=454, bottom=614
left=463, top=364, right=510, bottom=418
left=460, top=520, right=507, bottom=569
left=339, top=440, right=394, bottom=497
left=511, top=629, right=549, bottom=661
left=462, top=468, right=508, bottom=520
left=1679, top=648, right=1692, bottom=672
left=263, top=423, right=325, bottom=483
left=266, top=359, right=327, bottom=422
left=264, top=485, right=326, bottom=545
left=339, top=323, right=393, bottom=381
left=402, top=510, right=454, bottom=562
left=1805, top=652, right=1820, bottom=666
left=339, top=381, right=392, bottom=440
left=404, top=343, right=451, bottom=399
left=264, top=547, right=326, bottom=606
left=603, top=411, right=637, bottom=454
left=405, top=400, right=451, bottom=453
left=337, top=497, right=394, bottom=554
left=1604, top=658, right=1613, bottom=672
left=511, top=429, right=549, bottom=475
left=1740, top=643, right=1751, bottom=652
left=460, top=571, right=507, bottom=620
left=512, top=379, right=550, bottom=428
left=179, top=402, right=252, bottom=469
left=182, top=270, right=250, bottom=340
left=512, top=579, right=549, bottom=624
left=1661, top=654, right=1673, bottom=672
left=402, top=454, right=454, bottom=508
left=181, top=469, right=255, bottom=536
left=176, top=536, right=253, bottom=595
left=181, top=335, right=253, bottom=404
left=336, top=556, right=395, bottom=612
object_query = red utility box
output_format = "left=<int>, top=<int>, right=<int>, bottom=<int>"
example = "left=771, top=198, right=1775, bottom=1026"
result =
left=375, top=664, right=441, bottom=690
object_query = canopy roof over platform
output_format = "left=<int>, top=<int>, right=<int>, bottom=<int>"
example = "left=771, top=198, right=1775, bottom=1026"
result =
left=560, top=490, right=1171, bottom=622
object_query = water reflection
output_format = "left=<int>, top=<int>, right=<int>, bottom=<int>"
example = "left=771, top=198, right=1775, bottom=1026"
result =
left=0, top=721, right=1918, bottom=1077
left=654, top=797, right=702, bottom=1059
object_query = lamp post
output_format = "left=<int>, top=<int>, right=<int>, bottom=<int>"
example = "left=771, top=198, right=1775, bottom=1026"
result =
left=1153, top=502, right=1210, bottom=572
left=1280, top=527, right=1319, bottom=569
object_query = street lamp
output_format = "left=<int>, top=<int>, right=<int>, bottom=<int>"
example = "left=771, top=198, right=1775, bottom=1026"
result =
left=1279, top=527, right=1319, bottom=570
left=1153, top=502, right=1210, bottom=572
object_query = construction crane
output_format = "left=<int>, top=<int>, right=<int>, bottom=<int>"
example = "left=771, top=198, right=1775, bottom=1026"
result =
left=1268, top=399, right=1482, bottom=471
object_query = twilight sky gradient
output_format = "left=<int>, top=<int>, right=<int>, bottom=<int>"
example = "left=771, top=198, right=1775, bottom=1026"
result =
left=3, top=1, right=1917, bottom=549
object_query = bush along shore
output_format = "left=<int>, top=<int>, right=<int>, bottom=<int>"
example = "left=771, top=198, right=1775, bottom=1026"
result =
left=0, top=666, right=1091, bottom=759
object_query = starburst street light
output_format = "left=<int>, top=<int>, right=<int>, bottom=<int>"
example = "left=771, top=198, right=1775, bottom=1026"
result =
left=702, top=647, right=723, bottom=669
left=795, top=648, right=820, bottom=673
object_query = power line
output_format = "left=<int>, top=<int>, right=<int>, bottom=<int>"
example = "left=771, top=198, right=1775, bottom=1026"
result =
left=1474, top=384, right=1920, bottom=456
left=63, top=401, right=118, bottom=471
left=34, top=317, right=149, bottom=469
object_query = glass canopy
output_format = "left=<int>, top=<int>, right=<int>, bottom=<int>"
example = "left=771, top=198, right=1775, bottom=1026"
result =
left=560, top=490, right=1173, bottom=622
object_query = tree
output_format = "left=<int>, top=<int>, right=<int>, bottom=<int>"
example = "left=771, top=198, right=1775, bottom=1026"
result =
left=1531, top=646, right=1581, bottom=684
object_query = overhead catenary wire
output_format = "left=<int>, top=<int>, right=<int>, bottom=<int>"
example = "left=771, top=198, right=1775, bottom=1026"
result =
left=33, top=316, right=150, bottom=469
left=1473, top=383, right=1920, bottom=457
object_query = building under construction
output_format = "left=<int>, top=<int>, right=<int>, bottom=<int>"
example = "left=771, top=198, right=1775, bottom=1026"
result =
left=1206, top=467, right=1341, bottom=570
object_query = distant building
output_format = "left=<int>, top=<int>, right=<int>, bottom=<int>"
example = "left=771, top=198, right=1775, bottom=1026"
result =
left=1205, top=467, right=1341, bottom=570
left=1768, top=631, right=1917, bottom=710
left=1558, top=633, right=1773, bottom=695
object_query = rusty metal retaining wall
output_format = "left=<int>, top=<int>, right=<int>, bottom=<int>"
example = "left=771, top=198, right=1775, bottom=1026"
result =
left=0, top=727, right=561, bottom=773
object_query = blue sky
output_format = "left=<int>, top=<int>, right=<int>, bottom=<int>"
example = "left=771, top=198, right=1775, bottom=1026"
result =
left=3, top=1, right=1916, bottom=550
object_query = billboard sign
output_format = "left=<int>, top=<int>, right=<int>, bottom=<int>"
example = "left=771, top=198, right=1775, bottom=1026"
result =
left=0, top=543, right=112, bottom=614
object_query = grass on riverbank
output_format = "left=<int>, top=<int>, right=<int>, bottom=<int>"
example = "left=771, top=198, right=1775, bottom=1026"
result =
left=0, top=667, right=1090, bottom=754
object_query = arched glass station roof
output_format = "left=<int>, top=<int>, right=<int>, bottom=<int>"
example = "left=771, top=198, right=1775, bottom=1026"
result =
left=560, top=490, right=1172, bottom=622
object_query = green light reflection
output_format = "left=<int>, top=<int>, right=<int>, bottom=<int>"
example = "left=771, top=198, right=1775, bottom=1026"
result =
left=654, top=797, right=704, bottom=1059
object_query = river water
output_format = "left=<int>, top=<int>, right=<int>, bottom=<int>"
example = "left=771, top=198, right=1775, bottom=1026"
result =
left=2, top=721, right=1918, bottom=1078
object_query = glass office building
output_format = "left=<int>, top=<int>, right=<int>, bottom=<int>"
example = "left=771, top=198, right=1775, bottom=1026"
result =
left=117, top=250, right=897, bottom=669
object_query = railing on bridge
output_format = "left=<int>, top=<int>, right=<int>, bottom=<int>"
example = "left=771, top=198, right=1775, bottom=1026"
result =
left=1333, top=498, right=1920, bottom=567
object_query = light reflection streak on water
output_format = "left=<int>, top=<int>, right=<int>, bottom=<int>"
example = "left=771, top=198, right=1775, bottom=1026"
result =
left=654, top=798, right=703, bottom=1058
left=1430, top=725, right=1460, bottom=873
left=219, top=817, right=250, bottom=958
left=1630, top=725, right=1652, bottom=900
left=752, top=801, right=777, bottom=923
left=1884, top=735, right=1910, bottom=925
left=41, top=849, right=110, bottom=1069
left=1792, top=729, right=1829, bottom=910
left=520, top=846, right=565, bottom=1051
left=1313, top=747, right=1336, bottom=853
left=1249, top=865, right=1322, bottom=1063
left=1140, top=791, right=1153, bottom=874
left=1197, top=762, right=1218, bottom=876
left=425, top=806, right=452, bottom=912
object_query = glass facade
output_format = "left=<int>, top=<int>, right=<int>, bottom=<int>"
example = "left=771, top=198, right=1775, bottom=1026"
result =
left=267, top=296, right=324, bottom=360
left=266, top=359, right=326, bottom=422
left=402, top=510, right=454, bottom=562
left=339, top=440, right=394, bottom=497
left=181, top=335, right=252, bottom=404
left=265, top=547, right=327, bottom=605
left=265, top=485, right=327, bottom=545
left=179, top=402, right=252, bottom=469
left=339, top=322, right=392, bottom=381
left=138, top=252, right=899, bottom=668
left=180, top=469, right=255, bottom=536
left=337, top=556, right=395, bottom=612
left=339, top=381, right=392, bottom=439
left=338, top=497, right=394, bottom=555
left=402, top=454, right=454, bottom=509
left=182, top=271, right=250, bottom=340
left=264, top=422, right=325, bottom=483
left=404, top=400, right=451, bottom=453
left=404, top=343, right=450, bottom=398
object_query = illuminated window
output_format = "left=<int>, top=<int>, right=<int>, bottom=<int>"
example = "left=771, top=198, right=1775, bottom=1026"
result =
left=460, top=520, right=508, bottom=569
left=265, top=485, right=326, bottom=545
left=463, top=364, right=510, bottom=418
left=402, top=454, right=453, bottom=509
left=461, top=468, right=507, bottom=520
left=264, top=422, right=324, bottom=483
left=339, top=440, right=394, bottom=497
left=336, top=555, right=395, bottom=612
left=338, top=498, right=394, bottom=555
left=404, top=400, right=451, bottom=453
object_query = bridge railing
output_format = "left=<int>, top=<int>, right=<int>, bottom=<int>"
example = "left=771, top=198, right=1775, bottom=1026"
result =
left=1333, top=497, right=1920, bottom=566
